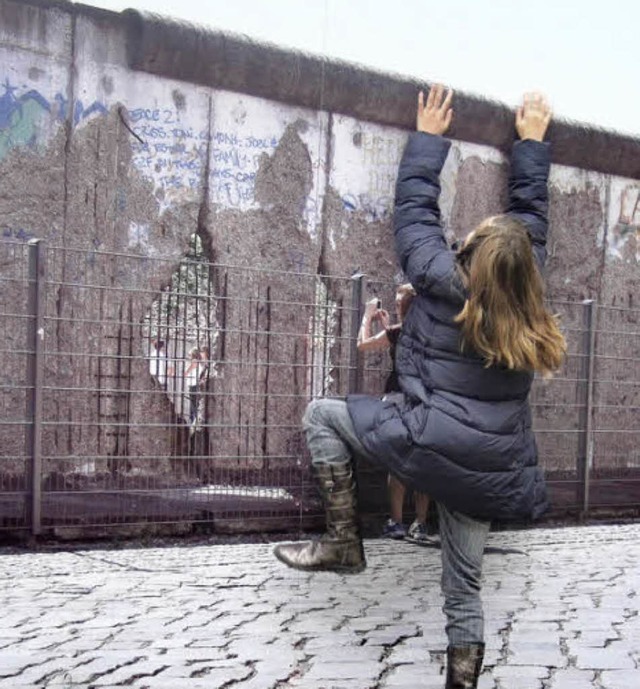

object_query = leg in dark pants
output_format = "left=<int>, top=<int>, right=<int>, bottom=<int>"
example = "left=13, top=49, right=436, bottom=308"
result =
left=438, top=503, right=490, bottom=688
left=273, top=399, right=367, bottom=573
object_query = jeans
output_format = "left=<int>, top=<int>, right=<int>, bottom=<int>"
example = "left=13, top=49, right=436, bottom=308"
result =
left=438, top=503, right=490, bottom=645
left=302, top=397, right=491, bottom=646
left=302, top=398, right=369, bottom=466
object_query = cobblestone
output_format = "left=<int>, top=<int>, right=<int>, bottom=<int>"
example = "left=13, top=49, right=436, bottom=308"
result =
left=1, top=524, right=640, bottom=687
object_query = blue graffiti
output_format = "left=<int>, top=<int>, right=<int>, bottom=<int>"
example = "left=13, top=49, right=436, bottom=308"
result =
left=51, top=93, right=107, bottom=125
left=0, top=79, right=50, bottom=127
left=0, top=79, right=51, bottom=160
left=0, top=77, right=285, bottom=203
left=342, top=193, right=393, bottom=222
left=74, top=99, right=108, bottom=125
left=213, top=131, right=278, bottom=150
left=0, top=79, right=108, bottom=161
left=2, top=227, right=35, bottom=241
left=342, top=196, right=357, bottom=212
left=286, top=248, right=307, bottom=272
left=129, top=107, right=182, bottom=125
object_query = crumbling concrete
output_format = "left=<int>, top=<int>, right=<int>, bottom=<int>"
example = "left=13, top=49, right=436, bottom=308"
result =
left=0, top=0, right=638, bottom=512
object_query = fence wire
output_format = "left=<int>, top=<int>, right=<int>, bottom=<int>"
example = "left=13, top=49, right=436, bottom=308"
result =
left=1, top=238, right=639, bottom=536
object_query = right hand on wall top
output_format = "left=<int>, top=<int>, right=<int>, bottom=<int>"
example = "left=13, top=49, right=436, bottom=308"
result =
left=416, top=84, right=453, bottom=136
left=516, top=92, right=552, bottom=142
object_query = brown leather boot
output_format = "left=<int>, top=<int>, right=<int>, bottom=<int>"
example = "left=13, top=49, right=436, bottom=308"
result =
left=273, top=462, right=366, bottom=574
left=445, top=643, right=485, bottom=688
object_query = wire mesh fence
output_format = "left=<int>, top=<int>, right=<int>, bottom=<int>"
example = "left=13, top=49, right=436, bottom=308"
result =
left=1, top=237, right=639, bottom=536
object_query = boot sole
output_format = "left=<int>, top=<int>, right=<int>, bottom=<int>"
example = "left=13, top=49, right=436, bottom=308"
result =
left=273, top=548, right=366, bottom=574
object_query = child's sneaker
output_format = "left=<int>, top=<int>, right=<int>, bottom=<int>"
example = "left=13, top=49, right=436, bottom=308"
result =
left=382, top=519, right=407, bottom=540
left=406, top=520, right=439, bottom=546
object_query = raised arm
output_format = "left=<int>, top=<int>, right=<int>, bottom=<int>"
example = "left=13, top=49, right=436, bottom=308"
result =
left=508, top=93, right=552, bottom=268
left=394, top=86, right=453, bottom=294
left=357, top=298, right=391, bottom=352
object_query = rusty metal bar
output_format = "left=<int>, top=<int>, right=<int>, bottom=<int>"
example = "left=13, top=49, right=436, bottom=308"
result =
left=577, top=299, right=597, bottom=516
left=348, top=272, right=365, bottom=394
left=583, top=300, right=598, bottom=515
left=25, top=239, right=46, bottom=535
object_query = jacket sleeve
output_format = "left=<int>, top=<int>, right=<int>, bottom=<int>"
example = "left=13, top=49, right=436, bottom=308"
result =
left=507, top=139, right=551, bottom=269
left=394, top=132, right=453, bottom=295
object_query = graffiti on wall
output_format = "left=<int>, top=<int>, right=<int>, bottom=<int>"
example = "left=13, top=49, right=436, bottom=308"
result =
left=0, top=76, right=207, bottom=209
left=210, top=130, right=279, bottom=209
left=207, top=93, right=329, bottom=233
left=347, top=132, right=402, bottom=222
left=1, top=77, right=319, bottom=222
left=338, top=128, right=404, bottom=224
left=0, top=78, right=51, bottom=161
left=0, top=78, right=107, bottom=162
left=341, top=192, right=393, bottom=223
left=2, top=226, right=35, bottom=241
left=129, top=107, right=208, bottom=206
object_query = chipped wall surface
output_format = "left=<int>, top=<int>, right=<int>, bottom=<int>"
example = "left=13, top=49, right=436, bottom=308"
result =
left=0, top=0, right=639, bottom=486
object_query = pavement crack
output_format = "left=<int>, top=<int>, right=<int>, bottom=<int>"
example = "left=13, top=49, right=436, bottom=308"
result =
left=185, top=637, right=231, bottom=651
left=381, top=631, right=421, bottom=656
left=2, top=634, right=39, bottom=649
left=292, top=636, right=309, bottom=650
left=273, top=654, right=313, bottom=687
left=372, top=629, right=434, bottom=689
left=559, top=633, right=572, bottom=661
left=497, top=613, right=515, bottom=665
left=0, top=661, right=46, bottom=680
left=370, top=663, right=398, bottom=688
left=85, top=656, right=145, bottom=684
left=226, top=611, right=264, bottom=634
left=161, top=610, right=192, bottom=628
left=115, top=664, right=170, bottom=685
left=280, top=604, right=338, bottom=632
left=221, top=661, right=256, bottom=687
left=183, top=610, right=227, bottom=631
left=72, top=551, right=154, bottom=573
left=37, top=657, right=95, bottom=685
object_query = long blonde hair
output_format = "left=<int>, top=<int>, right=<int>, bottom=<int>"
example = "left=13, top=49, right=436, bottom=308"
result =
left=396, top=283, right=416, bottom=322
left=454, top=215, right=566, bottom=377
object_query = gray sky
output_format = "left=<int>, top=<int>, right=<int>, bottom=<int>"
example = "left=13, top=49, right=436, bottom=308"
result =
left=83, top=0, right=639, bottom=136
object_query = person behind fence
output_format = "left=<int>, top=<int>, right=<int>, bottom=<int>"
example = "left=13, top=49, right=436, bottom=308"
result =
left=197, top=345, right=210, bottom=422
left=274, top=85, right=566, bottom=688
left=184, top=347, right=203, bottom=429
left=199, top=346, right=210, bottom=386
left=357, top=287, right=433, bottom=545
left=150, top=339, right=170, bottom=388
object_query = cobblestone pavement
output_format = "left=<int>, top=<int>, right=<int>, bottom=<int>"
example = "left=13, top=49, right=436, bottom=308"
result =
left=1, top=524, right=639, bottom=689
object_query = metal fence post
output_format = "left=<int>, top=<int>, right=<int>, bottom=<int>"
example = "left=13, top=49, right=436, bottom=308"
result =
left=25, top=239, right=46, bottom=536
left=348, top=273, right=366, bottom=394
left=577, top=299, right=596, bottom=516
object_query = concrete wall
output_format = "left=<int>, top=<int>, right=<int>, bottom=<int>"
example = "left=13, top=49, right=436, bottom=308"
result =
left=0, top=0, right=639, bottom=482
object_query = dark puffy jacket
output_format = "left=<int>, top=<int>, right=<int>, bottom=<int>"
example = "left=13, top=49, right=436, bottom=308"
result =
left=347, top=132, right=551, bottom=521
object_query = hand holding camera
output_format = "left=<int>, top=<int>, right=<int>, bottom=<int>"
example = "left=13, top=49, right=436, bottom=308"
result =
left=364, top=297, right=390, bottom=329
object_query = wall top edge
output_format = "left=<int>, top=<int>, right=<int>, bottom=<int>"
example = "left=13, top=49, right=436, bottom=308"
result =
left=4, top=0, right=640, bottom=180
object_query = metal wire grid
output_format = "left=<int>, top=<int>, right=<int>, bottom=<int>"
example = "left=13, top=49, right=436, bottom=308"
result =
left=586, top=303, right=640, bottom=509
left=0, top=241, right=31, bottom=528
left=1, top=240, right=360, bottom=531
left=1, top=239, right=639, bottom=534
